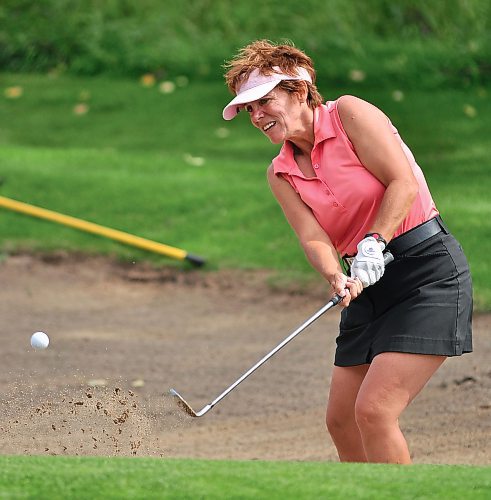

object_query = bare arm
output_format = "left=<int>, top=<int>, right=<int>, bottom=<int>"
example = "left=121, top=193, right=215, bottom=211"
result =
left=267, top=165, right=361, bottom=304
left=337, top=95, right=419, bottom=243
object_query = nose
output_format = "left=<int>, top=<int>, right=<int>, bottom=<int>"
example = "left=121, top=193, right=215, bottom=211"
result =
left=250, top=105, right=264, bottom=125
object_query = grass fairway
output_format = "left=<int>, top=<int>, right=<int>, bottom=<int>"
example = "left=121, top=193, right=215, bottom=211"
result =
left=0, top=73, right=490, bottom=309
left=0, top=456, right=490, bottom=499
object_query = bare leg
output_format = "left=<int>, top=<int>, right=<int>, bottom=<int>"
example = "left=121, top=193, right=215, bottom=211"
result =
left=326, top=364, right=369, bottom=462
left=355, top=352, right=446, bottom=464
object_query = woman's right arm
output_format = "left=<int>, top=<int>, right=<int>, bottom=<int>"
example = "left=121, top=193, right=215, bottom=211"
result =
left=267, top=165, right=359, bottom=304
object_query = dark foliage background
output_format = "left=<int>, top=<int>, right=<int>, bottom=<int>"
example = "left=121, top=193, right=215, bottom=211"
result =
left=1, top=0, right=490, bottom=88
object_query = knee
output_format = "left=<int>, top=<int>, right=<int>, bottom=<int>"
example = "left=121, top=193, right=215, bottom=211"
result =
left=326, top=405, right=352, bottom=437
left=354, top=398, right=390, bottom=432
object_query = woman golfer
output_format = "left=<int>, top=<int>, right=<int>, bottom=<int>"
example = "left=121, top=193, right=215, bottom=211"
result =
left=222, top=40, right=473, bottom=464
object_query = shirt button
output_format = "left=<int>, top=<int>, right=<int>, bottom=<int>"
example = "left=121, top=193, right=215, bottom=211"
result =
left=313, top=163, right=319, bottom=169
left=333, top=202, right=339, bottom=207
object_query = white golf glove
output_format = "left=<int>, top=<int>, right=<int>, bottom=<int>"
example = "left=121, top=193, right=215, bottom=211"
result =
left=350, top=236, right=385, bottom=288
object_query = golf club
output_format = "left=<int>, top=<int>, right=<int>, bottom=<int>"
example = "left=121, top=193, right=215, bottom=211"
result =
left=170, top=251, right=394, bottom=417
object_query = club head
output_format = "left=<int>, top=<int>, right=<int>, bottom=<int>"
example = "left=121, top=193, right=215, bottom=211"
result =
left=170, top=389, right=214, bottom=417
left=170, top=388, right=198, bottom=417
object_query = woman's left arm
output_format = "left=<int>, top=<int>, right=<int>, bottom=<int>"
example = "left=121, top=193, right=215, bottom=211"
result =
left=337, top=95, right=419, bottom=243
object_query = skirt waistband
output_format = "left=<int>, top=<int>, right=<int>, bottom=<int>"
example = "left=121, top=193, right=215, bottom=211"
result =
left=342, top=216, right=446, bottom=270
left=387, top=216, right=446, bottom=256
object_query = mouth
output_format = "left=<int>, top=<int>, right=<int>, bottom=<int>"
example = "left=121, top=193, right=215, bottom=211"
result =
left=262, top=121, right=276, bottom=132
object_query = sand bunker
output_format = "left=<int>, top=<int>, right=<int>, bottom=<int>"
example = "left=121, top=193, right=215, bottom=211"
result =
left=0, top=253, right=490, bottom=464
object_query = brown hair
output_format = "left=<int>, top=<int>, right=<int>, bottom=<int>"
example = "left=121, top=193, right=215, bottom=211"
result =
left=223, top=40, right=323, bottom=109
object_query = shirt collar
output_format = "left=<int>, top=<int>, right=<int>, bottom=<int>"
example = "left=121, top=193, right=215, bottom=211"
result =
left=272, top=103, right=337, bottom=175
left=313, top=102, right=337, bottom=144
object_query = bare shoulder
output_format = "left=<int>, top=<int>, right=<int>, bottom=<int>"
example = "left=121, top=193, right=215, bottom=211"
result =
left=337, top=95, right=390, bottom=135
left=267, top=163, right=299, bottom=204
left=337, top=94, right=386, bottom=118
left=267, top=163, right=283, bottom=187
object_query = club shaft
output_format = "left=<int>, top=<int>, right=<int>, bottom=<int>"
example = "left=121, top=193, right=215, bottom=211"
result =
left=207, top=296, right=341, bottom=409
left=174, top=250, right=394, bottom=416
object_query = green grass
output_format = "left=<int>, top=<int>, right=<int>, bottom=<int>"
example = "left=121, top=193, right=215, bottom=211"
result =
left=0, top=73, right=490, bottom=308
left=0, top=456, right=490, bottom=499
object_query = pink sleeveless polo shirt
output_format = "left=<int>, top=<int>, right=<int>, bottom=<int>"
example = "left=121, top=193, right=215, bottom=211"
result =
left=272, top=99, right=439, bottom=256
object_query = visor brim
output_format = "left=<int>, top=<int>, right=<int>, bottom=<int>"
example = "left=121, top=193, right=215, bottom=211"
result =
left=222, top=81, right=279, bottom=120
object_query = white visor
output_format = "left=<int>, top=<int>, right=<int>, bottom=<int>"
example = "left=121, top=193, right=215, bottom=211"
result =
left=222, top=66, right=312, bottom=120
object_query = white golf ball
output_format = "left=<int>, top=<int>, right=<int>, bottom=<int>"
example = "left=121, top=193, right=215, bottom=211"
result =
left=31, top=331, right=50, bottom=350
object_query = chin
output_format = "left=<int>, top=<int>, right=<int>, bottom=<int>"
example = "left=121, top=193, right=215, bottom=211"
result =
left=264, top=131, right=284, bottom=144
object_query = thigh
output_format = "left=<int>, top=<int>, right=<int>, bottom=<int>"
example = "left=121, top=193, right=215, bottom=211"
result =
left=328, top=364, right=370, bottom=417
left=356, top=352, right=446, bottom=418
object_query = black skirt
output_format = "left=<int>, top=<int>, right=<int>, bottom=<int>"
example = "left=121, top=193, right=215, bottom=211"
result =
left=335, top=218, right=473, bottom=367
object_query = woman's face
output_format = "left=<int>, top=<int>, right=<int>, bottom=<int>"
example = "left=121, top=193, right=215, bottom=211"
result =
left=243, top=88, right=306, bottom=144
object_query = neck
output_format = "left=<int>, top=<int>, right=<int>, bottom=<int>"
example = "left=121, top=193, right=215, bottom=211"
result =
left=289, top=107, right=315, bottom=155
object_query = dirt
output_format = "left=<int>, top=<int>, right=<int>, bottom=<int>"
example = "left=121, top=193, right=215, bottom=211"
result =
left=0, top=253, right=490, bottom=464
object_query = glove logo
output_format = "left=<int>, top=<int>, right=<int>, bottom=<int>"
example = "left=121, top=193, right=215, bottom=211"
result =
left=361, top=241, right=378, bottom=257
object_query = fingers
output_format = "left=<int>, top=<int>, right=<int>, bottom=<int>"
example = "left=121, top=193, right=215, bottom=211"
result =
left=351, top=268, right=369, bottom=288
left=351, top=262, right=385, bottom=288
left=338, top=276, right=363, bottom=307
left=346, top=276, right=363, bottom=295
